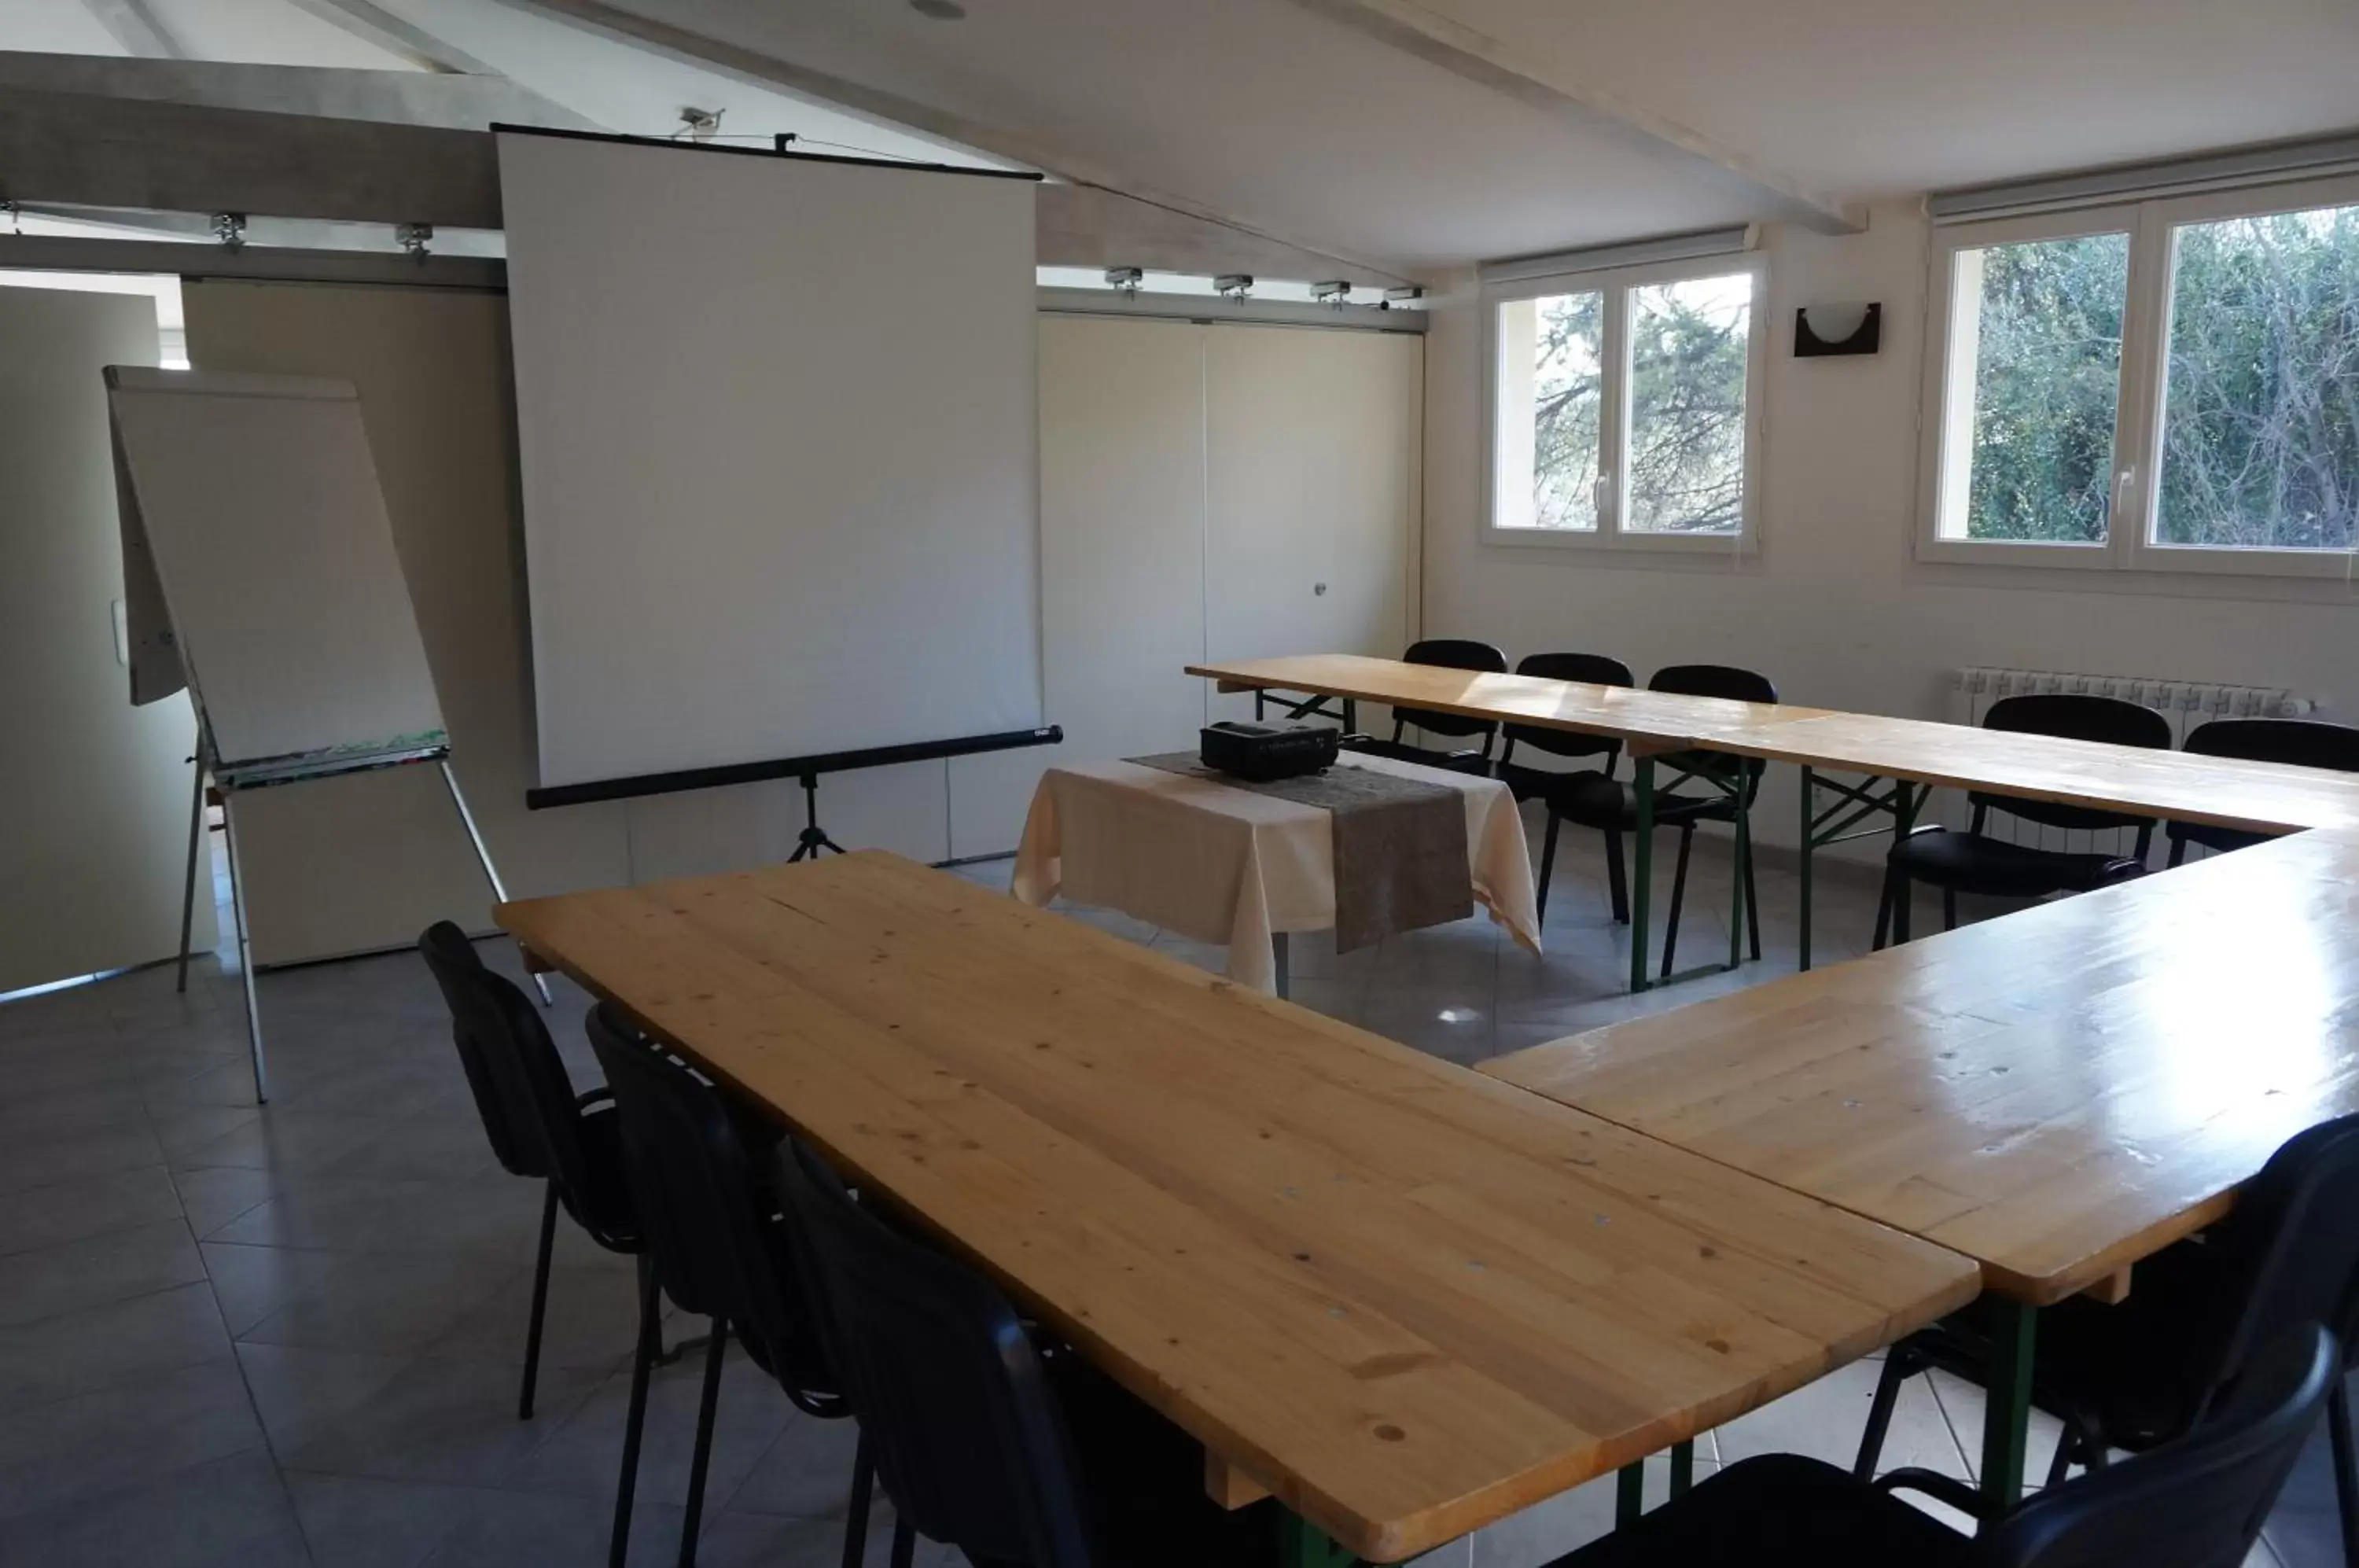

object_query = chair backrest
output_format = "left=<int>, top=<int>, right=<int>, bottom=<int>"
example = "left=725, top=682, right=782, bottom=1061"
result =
left=420, top=921, right=566, bottom=1182
left=1648, top=664, right=1776, bottom=797
left=776, top=1140, right=1096, bottom=1568
left=1501, top=652, right=1633, bottom=763
left=2189, top=1113, right=2359, bottom=1412
left=583, top=1006, right=838, bottom=1403
left=1971, top=694, right=2174, bottom=834
left=1978, top=1323, right=2334, bottom=1568
left=1394, top=638, right=1510, bottom=742
left=2184, top=717, right=2359, bottom=775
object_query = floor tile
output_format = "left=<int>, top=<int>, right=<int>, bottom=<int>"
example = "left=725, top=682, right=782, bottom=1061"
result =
left=0, top=1277, right=234, bottom=1415
left=510, top=1338, right=797, bottom=1510
left=0, top=1448, right=308, bottom=1568
left=0, top=1213, right=208, bottom=1328
left=269, top=1349, right=598, bottom=1488
left=0, top=1357, right=267, bottom=1522
left=227, top=1246, right=524, bottom=1356
left=0, top=1161, right=184, bottom=1256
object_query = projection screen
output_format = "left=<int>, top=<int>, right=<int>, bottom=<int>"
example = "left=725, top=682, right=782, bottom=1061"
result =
left=497, top=129, right=1043, bottom=798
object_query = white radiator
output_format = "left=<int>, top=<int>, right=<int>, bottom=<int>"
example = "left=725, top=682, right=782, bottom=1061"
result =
left=1941, top=666, right=2316, bottom=857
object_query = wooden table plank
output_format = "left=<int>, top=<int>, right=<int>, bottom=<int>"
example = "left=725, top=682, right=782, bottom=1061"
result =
left=1484, top=827, right=2359, bottom=1305
left=500, top=852, right=1978, bottom=1562
left=1191, top=656, right=2359, bottom=835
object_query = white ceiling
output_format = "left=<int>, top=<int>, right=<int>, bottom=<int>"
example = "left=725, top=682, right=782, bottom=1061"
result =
left=6, top=0, right=2357, bottom=273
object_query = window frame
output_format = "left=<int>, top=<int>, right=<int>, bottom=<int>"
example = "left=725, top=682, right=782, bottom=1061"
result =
left=1481, top=251, right=1768, bottom=553
left=1917, top=173, right=2359, bottom=578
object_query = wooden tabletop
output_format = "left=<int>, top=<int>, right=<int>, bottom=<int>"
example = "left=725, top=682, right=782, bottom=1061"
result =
left=1188, top=654, right=1831, bottom=753
left=500, top=852, right=1977, bottom=1561
left=1191, top=654, right=2359, bottom=834
left=1484, top=827, right=2359, bottom=1305
left=1724, top=710, right=2359, bottom=836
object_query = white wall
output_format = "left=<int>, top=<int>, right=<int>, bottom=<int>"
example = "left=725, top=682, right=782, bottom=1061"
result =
left=0, top=286, right=215, bottom=993
left=1422, top=200, right=2359, bottom=853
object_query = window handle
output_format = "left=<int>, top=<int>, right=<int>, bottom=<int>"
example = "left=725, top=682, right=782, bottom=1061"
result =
left=2114, top=465, right=2137, bottom=510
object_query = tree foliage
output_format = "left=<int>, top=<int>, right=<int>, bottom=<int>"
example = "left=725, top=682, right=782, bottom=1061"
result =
left=1528, top=278, right=1750, bottom=534
left=1961, top=206, right=2359, bottom=549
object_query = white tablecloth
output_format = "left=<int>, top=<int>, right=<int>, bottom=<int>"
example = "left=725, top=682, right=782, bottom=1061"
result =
left=1010, top=752, right=1540, bottom=992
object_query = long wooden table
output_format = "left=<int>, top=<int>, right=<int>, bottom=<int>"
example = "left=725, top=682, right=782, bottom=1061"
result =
left=1191, top=655, right=2359, bottom=985
left=499, top=851, right=1978, bottom=1563
left=1484, top=826, right=2359, bottom=1512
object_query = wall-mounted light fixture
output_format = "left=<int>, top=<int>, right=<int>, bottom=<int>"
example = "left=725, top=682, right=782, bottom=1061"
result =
left=1794, top=301, right=1880, bottom=357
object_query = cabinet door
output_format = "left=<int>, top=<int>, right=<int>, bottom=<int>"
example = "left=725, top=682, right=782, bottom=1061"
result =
left=949, top=315, right=1209, bottom=854
left=1202, top=325, right=1422, bottom=725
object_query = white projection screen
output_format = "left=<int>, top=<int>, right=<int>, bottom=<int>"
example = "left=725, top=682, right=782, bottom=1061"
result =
left=497, top=129, right=1044, bottom=797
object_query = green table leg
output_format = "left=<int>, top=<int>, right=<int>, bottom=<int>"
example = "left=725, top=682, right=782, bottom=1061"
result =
left=1279, top=1512, right=1358, bottom=1568
left=1978, top=1298, right=2037, bottom=1522
left=1669, top=1439, right=1695, bottom=1498
left=1616, top=1461, right=1646, bottom=1527
left=1628, top=755, right=1655, bottom=994
left=1727, top=779, right=1750, bottom=972
left=1798, top=766, right=1815, bottom=972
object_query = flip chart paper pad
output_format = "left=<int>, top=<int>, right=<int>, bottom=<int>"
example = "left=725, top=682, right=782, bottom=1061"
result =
left=105, top=367, right=447, bottom=778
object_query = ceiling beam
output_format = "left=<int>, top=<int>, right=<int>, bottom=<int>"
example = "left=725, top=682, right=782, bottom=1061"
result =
left=0, top=86, right=1390, bottom=285
left=83, top=0, right=186, bottom=60
left=1281, top=0, right=1862, bottom=235
left=279, top=0, right=502, bottom=75
left=481, top=0, right=1415, bottom=285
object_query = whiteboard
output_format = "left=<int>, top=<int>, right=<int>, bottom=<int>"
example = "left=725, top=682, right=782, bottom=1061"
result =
left=105, top=366, right=447, bottom=781
left=498, top=129, right=1043, bottom=793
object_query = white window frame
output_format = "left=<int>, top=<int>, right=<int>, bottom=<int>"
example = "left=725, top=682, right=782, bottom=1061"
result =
left=1482, top=251, right=1768, bottom=553
left=1918, top=172, right=2359, bottom=578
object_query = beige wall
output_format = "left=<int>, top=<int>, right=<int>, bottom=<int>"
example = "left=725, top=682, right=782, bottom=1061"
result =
left=1422, top=201, right=2359, bottom=855
left=184, top=283, right=1423, bottom=962
left=0, top=287, right=213, bottom=992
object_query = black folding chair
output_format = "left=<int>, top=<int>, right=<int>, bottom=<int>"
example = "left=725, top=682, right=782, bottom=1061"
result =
left=1493, top=653, right=1635, bottom=929
left=775, top=1139, right=1258, bottom=1568
left=2168, top=717, right=2359, bottom=864
left=418, top=922, right=641, bottom=1422
left=1857, top=1113, right=2359, bottom=1562
left=1537, top=664, right=1772, bottom=973
left=1875, top=694, right=2170, bottom=947
left=1341, top=637, right=1509, bottom=772
left=585, top=1007, right=859, bottom=1568
left=1546, top=1322, right=2334, bottom=1568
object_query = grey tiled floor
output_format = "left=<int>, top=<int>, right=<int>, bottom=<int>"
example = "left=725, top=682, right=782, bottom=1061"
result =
left=0, top=808, right=2317, bottom=1566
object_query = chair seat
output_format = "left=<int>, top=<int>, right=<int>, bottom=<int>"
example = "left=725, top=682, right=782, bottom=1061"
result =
left=2168, top=820, right=2272, bottom=857
left=1543, top=1455, right=1971, bottom=1568
left=1901, top=1239, right=2230, bottom=1453
left=559, top=1103, right=642, bottom=1250
left=1889, top=828, right=2145, bottom=899
left=1543, top=771, right=1732, bottom=830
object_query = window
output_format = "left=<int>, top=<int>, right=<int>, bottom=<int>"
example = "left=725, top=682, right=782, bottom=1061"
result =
left=1488, top=255, right=1765, bottom=547
left=1922, top=178, right=2359, bottom=574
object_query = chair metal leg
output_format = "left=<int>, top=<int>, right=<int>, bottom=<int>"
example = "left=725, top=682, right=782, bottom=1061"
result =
left=520, top=1182, right=558, bottom=1420
left=2329, top=1375, right=2359, bottom=1568
left=1603, top=827, right=1630, bottom=925
left=889, top=1513, right=916, bottom=1568
left=1660, top=824, right=1695, bottom=981
left=1891, top=867, right=1914, bottom=946
left=842, top=1433, right=875, bottom=1568
left=1872, top=871, right=1895, bottom=952
left=1853, top=1350, right=1912, bottom=1479
left=1943, top=889, right=1960, bottom=933
left=2045, top=1424, right=2082, bottom=1489
left=678, top=1318, right=731, bottom=1568
left=1536, top=812, right=1562, bottom=931
left=609, top=1257, right=662, bottom=1568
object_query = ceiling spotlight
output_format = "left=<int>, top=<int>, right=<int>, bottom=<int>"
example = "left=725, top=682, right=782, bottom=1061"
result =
left=676, top=106, right=723, bottom=142
left=910, top=0, right=967, bottom=17
left=1104, top=267, right=1143, bottom=298
left=1311, top=280, right=1352, bottom=307
left=1216, top=274, right=1253, bottom=301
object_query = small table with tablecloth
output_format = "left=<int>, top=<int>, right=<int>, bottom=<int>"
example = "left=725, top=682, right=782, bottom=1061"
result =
left=1012, top=750, right=1541, bottom=993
